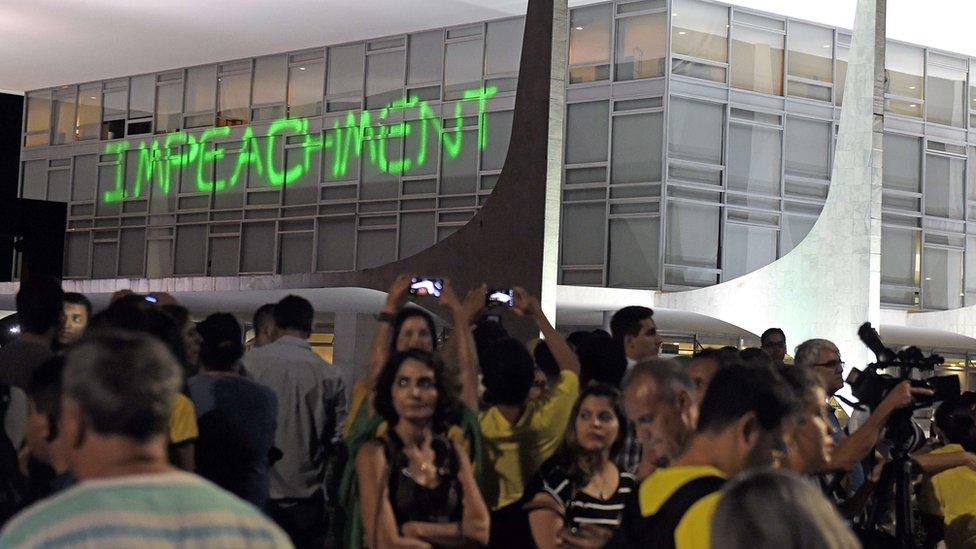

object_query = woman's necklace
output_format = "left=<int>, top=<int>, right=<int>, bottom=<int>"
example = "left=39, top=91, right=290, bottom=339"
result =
left=403, top=444, right=437, bottom=484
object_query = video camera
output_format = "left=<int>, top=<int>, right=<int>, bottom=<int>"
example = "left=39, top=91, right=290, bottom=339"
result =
left=851, top=322, right=960, bottom=411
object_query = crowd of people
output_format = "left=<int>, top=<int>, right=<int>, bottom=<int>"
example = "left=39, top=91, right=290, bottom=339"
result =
left=0, top=275, right=973, bottom=548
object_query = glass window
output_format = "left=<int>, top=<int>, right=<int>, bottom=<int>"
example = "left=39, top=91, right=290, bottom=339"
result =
left=47, top=169, right=70, bottom=203
left=444, top=40, right=483, bottom=101
left=208, top=236, right=239, bottom=276
left=288, top=61, right=324, bottom=118
left=923, top=246, right=963, bottom=310
left=328, top=44, right=365, bottom=96
left=401, top=118, right=439, bottom=177
left=253, top=55, right=288, bottom=106
left=569, top=4, right=612, bottom=84
left=485, top=18, right=523, bottom=75
left=615, top=13, right=666, bottom=81
left=102, top=85, right=127, bottom=120
left=723, top=223, right=777, bottom=280
left=788, top=22, right=833, bottom=82
left=21, top=160, right=47, bottom=200
left=119, top=228, right=145, bottom=277
left=51, top=90, right=76, bottom=145
left=72, top=155, right=97, bottom=202
left=361, top=137, right=401, bottom=199
left=408, top=31, right=444, bottom=84
left=924, top=154, right=965, bottom=219
left=65, top=232, right=91, bottom=278
left=672, top=0, right=728, bottom=63
left=881, top=227, right=917, bottom=286
left=882, top=133, right=921, bottom=193
left=566, top=102, right=610, bottom=165
left=613, top=112, right=663, bottom=184
left=129, top=75, right=154, bottom=119
left=175, top=225, right=207, bottom=275
left=728, top=123, right=781, bottom=195
left=784, top=117, right=830, bottom=179
left=91, top=240, right=117, bottom=279
left=609, top=216, right=659, bottom=288
left=24, top=91, right=51, bottom=148
left=218, top=71, right=251, bottom=126
left=666, top=201, right=719, bottom=268
left=241, top=223, right=276, bottom=273
left=76, top=85, right=101, bottom=141
left=966, top=237, right=976, bottom=303
left=317, top=217, right=356, bottom=271
left=357, top=229, right=397, bottom=269
left=835, top=42, right=849, bottom=106
left=441, top=129, right=477, bottom=195
left=926, top=59, right=966, bottom=128
left=155, top=82, right=183, bottom=133
left=280, top=233, right=313, bottom=274
left=885, top=42, right=923, bottom=100
left=366, top=50, right=405, bottom=109
left=481, top=110, right=513, bottom=171
left=780, top=213, right=815, bottom=254
left=731, top=26, right=784, bottom=95
left=561, top=202, right=606, bottom=266
left=668, top=98, right=723, bottom=164
left=971, top=60, right=976, bottom=116
left=185, top=65, right=216, bottom=114
left=399, top=211, right=436, bottom=259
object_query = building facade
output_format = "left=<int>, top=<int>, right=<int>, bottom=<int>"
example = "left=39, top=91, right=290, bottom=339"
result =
left=13, top=0, right=976, bottom=382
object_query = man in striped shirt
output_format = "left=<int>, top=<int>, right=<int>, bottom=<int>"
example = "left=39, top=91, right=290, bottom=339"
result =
left=0, top=331, right=291, bottom=549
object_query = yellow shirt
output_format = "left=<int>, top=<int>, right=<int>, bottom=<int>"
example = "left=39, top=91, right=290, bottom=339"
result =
left=923, top=444, right=976, bottom=547
left=638, top=465, right=726, bottom=549
left=479, top=370, right=579, bottom=510
left=168, top=393, right=199, bottom=445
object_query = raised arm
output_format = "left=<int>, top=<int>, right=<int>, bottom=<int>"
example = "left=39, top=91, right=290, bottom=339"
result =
left=513, top=287, right=580, bottom=377
left=368, top=276, right=413, bottom=391
left=356, top=441, right=433, bottom=549
left=439, top=281, right=485, bottom=412
left=402, top=442, right=490, bottom=546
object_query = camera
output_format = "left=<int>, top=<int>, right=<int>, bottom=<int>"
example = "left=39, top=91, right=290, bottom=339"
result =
left=853, top=323, right=959, bottom=411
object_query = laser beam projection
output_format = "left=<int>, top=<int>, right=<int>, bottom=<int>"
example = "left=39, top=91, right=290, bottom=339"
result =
left=101, top=86, right=499, bottom=204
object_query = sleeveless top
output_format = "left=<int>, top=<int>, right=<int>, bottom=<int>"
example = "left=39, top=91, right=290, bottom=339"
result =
left=382, top=431, right=463, bottom=526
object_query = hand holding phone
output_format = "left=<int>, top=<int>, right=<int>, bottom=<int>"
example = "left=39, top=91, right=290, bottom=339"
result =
left=409, top=277, right=443, bottom=298
left=485, top=288, right=514, bottom=308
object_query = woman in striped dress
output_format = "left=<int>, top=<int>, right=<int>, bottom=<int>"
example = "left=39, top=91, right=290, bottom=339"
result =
left=523, top=383, right=637, bottom=548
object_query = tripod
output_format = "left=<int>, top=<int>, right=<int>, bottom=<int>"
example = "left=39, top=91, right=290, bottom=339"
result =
left=862, top=412, right=919, bottom=549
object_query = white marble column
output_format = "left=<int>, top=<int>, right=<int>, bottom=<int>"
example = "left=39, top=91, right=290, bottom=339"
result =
left=657, top=0, right=885, bottom=374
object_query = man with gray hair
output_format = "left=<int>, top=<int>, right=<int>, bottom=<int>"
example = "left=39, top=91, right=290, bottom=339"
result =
left=621, top=357, right=699, bottom=479
left=0, top=331, right=291, bottom=548
left=794, top=337, right=931, bottom=494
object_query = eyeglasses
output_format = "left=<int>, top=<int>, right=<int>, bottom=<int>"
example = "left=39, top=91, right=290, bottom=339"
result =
left=814, top=359, right=844, bottom=369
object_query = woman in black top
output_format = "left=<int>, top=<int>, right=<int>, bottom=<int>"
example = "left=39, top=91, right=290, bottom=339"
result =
left=356, top=349, right=489, bottom=548
left=524, top=383, right=637, bottom=548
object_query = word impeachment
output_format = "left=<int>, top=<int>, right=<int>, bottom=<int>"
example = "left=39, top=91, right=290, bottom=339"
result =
left=101, top=86, right=499, bottom=203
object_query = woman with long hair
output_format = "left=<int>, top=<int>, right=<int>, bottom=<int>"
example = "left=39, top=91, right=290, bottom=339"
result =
left=523, top=383, right=636, bottom=549
left=356, top=350, right=489, bottom=548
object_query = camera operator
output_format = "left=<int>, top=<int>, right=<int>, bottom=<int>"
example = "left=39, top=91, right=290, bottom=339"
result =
left=794, top=339, right=933, bottom=494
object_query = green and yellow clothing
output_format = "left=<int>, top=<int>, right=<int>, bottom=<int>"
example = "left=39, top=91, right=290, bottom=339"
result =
left=478, top=370, right=580, bottom=510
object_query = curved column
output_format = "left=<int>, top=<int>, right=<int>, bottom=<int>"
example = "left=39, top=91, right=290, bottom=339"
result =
left=657, top=0, right=886, bottom=369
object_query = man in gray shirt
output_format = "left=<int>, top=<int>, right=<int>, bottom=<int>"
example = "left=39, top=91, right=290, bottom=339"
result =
left=241, top=295, right=346, bottom=548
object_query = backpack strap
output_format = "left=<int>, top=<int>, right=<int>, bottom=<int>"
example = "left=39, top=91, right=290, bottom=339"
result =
left=621, top=475, right=724, bottom=549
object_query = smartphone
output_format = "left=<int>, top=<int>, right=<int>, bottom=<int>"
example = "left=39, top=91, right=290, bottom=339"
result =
left=409, top=277, right=443, bottom=298
left=144, top=293, right=158, bottom=304
left=486, top=288, right=514, bottom=308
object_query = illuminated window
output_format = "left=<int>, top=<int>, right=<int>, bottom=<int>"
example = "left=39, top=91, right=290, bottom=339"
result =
left=288, top=54, right=323, bottom=118
left=24, top=91, right=52, bottom=148
left=834, top=36, right=850, bottom=106
left=569, top=4, right=612, bottom=84
left=76, top=84, right=101, bottom=141
left=51, top=88, right=76, bottom=145
left=615, top=12, right=666, bottom=81
left=926, top=54, right=967, bottom=128
left=252, top=55, right=287, bottom=120
left=787, top=21, right=832, bottom=102
left=218, top=64, right=251, bottom=126
left=129, top=75, right=154, bottom=120
left=184, top=66, right=216, bottom=128
left=155, top=79, right=183, bottom=134
left=885, top=42, right=923, bottom=118
left=731, top=25, right=784, bottom=95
